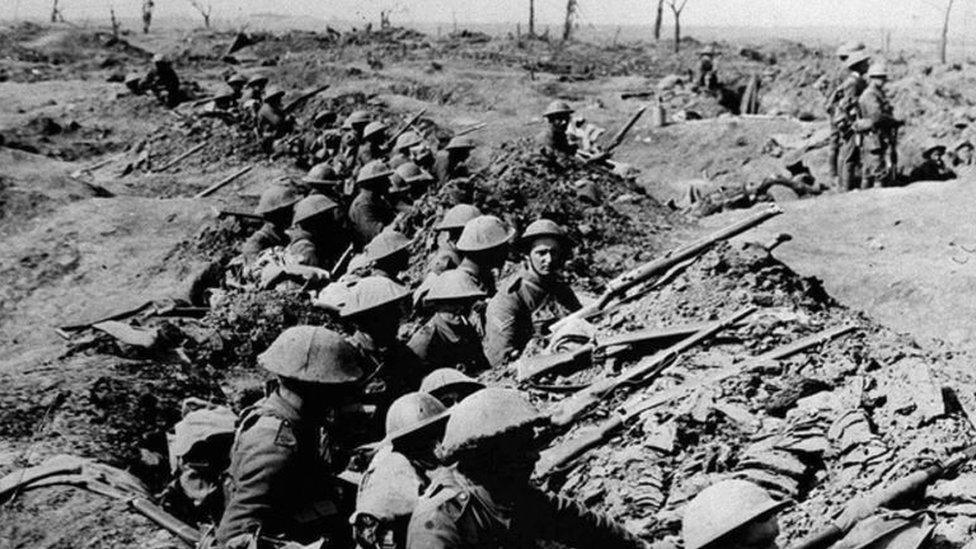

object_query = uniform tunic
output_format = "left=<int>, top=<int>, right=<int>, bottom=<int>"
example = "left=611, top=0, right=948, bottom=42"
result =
left=215, top=393, right=351, bottom=548
left=858, top=84, right=897, bottom=187
left=406, top=467, right=644, bottom=549
left=241, top=223, right=288, bottom=259
left=433, top=151, right=470, bottom=185
left=407, top=312, right=490, bottom=375
left=483, top=266, right=581, bottom=368
left=534, top=128, right=576, bottom=155
left=348, top=189, right=395, bottom=247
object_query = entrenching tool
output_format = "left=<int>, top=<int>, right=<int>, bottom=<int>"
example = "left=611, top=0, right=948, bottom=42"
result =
left=546, top=306, right=757, bottom=430
left=535, top=324, right=857, bottom=477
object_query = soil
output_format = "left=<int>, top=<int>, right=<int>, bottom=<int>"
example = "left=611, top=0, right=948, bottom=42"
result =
left=2, top=20, right=976, bottom=549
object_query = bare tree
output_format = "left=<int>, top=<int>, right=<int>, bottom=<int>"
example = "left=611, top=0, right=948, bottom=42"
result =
left=142, top=0, right=154, bottom=34
left=668, top=0, right=689, bottom=53
left=563, top=0, right=579, bottom=41
left=110, top=7, right=121, bottom=38
left=188, top=0, right=213, bottom=29
left=529, top=0, right=535, bottom=37
left=50, top=0, right=65, bottom=23
left=653, top=0, right=664, bottom=41
left=940, top=0, right=955, bottom=64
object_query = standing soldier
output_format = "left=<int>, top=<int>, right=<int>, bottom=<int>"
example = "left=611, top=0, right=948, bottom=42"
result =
left=837, top=50, right=871, bottom=191
left=695, top=45, right=720, bottom=92
left=483, top=219, right=581, bottom=367
left=215, top=326, right=365, bottom=549
left=348, top=160, right=396, bottom=247
left=857, top=61, right=900, bottom=188
left=241, top=182, right=304, bottom=259
left=406, top=388, right=646, bottom=549
left=536, top=100, right=576, bottom=155
left=433, top=137, right=475, bottom=185
left=825, top=42, right=864, bottom=182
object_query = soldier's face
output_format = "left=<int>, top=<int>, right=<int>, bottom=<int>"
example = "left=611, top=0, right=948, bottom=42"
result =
left=548, top=114, right=570, bottom=132
left=528, top=238, right=564, bottom=277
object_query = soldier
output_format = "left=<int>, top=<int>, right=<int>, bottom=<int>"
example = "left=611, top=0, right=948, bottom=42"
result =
left=536, top=100, right=576, bottom=155
left=411, top=142, right=437, bottom=174
left=825, top=42, right=866, bottom=180
left=681, top=479, right=788, bottom=549
left=907, top=142, right=956, bottom=183
left=124, top=72, right=145, bottom=95
left=241, top=182, right=304, bottom=259
left=419, top=368, right=485, bottom=407
left=696, top=45, right=720, bottom=92
left=952, top=139, right=974, bottom=168
left=362, top=229, right=411, bottom=282
left=389, top=131, right=424, bottom=169
left=215, top=326, right=365, bottom=548
left=483, top=219, right=581, bottom=367
left=257, top=86, right=293, bottom=140
left=348, top=160, right=396, bottom=247
left=225, top=73, right=246, bottom=101
left=406, top=388, right=646, bottom=549
left=144, top=53, right=182, bottom=107
left=241, top=74, right=268, bottom=104
left=358, top=121, right=390, bottom=166
left=433, top=136, right=475, bottom=185
left=454, top=214, right=514, bottom=297
left=837, top=50, right=872, bottom=191
left=390, top=162, right=435, bottom=210
left=857, top=61, right=900, bottom=188
left=408, top=270, right=492, bottom=375
left=285, top=194, right=348, bottom=269
left=425, top=204, right=482, bottom=278
left=302, top=162, right=347, bottom=205
left=341, top=276, right=429, bottom=435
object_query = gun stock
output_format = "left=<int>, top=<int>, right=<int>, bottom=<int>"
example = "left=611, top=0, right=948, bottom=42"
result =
left=534, top=415, right=625, bottom=476
left=283, top=84, right=331, bottom=114
left=218, top=209, right=264, bottom=222
left=516, top=345, right=595, bottom=381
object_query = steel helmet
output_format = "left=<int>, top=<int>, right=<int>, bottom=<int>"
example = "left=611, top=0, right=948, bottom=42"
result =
left=394, top=131, right=423, bottom=151
left=518, top=219, right=569, bottom=248
left=356, top=160, right=394, bottom=186
left=455, top=215, right=514, bottom=253
left=313, top=110, right=337, bottom=127
left=435, top=204, right=482, bottom=231
left=867, top=61, right=888, bottom=78
left=169, top=407, right=237, bottom=462
left=353, top=447, right=423, bottom=522
left=254, top=183, right=303, bottom=216
left=226, top=73, right=246, bottom=86
left=364, top=230, right=411, bottom=263
left=340, top=276, right=411, bottom=317
left=362, top=121, right=388, bottom=140
left=681, top=479, right=789, bottom=549
left=445, top=136, right=476, bottom=150
left=258, top=326, right=364, bottom=384
left=833, top=513, right=934, bottom=549
left=293, top=195, right=339, bottom=224
left=835, top=41, right=864, bottom=60
left=342, top=110, right=371, bottom=129
left=438, top=388, right=545, bottom=460
left=246, top=74, right=269, bottom=87
left=420, top=368, right=485, bottom=398
left=303, top=162, right=343, bottom=185
left=921, top=141, right=946, bottom=158
left=425, top=269, right=487, bottom=302
left=152, top=53, right=169, bottom=64
left=845, top=50, right=872, bottom=70
left=394, top=162, right=434, bottom=185
left=383, top=391, right=448, bottom=443
left=264, top=86, right=285, bottom=102
left=125, top=72, right=143, bottom=85
left=543, top=100, right=574, bottom=118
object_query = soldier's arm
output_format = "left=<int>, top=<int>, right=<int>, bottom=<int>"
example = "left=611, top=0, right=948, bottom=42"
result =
left=286, top=239, right=320, bottom=268
left=526, top=489, right=647, bottom=549
left=482, top=293, right=521, bottom=368
left=405, top=498, right=463, bottom=549
left=241, top=225, right=274, bottom=258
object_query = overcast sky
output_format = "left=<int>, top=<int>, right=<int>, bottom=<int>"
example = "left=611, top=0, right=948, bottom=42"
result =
left=6, top=0, right=972, bottom=30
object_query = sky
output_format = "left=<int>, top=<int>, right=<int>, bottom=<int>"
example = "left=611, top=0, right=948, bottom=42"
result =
left=5, top=0, right=973, bottom=31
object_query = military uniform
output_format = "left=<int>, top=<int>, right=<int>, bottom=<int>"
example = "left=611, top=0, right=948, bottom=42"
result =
left=285, top=226, right=348, bottom=269
left=257, top=103, right=291, bottom=139
left=483, top=266, right=581, bottom=367
left=858, top=84, right=897, bottom=188
left=837, top=73, right=868, bottom=190
left=534, top=128, right=576, bottom=155
left=433, top=151, right=469, bottom=185
left=349, top=331, right=431, bottom=438
left=907, top=158, right=956, bottom=183
left=407, top=312, right=490, bottom=375
left=348, top=190, right=395, bottom=247
left=145, top=62, right=181, bottom=107
left=215, top=392, right=352, bottom=548
left=407, top=467, right=644, bottom=549
left=824, top=68, right=851, bottom=178
left=388, top=152, right=410, bottom=169
left=427, top=244, right=461, bottom=277
left=242, top=223, right=288, bottom=259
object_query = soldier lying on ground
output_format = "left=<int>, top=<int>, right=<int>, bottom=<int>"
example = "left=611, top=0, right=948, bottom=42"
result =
left=484, top=219, right=581, bottom=368
left=905, top=142, right=956, bottom=184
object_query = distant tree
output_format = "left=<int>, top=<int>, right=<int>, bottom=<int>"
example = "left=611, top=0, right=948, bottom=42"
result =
left=529, top=0, right=536, bottom=37
left=142, top=0, right=154, bottom=34
left=668, top=0, right=689, bottom=53
left=653, top=0, right=664, bottom=41
left=940, top=0, right=955, bottom=64
left=563, top=0, right=579, bottom=41
left=110, top=7, right=121, bottom=38
left=50, top=0, right=65, bottom=23
left=188, top=0, right=213, bottom=29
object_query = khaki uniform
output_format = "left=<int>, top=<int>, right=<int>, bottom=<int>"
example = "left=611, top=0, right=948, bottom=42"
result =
left=348, top=190, right=395, bottom=247
left=257, top=103, right=292, bottom=139
left=145, top=63, right=181, bottom=107
left=824, top=68, right=850, bottom=178
left=407, top=467, right=644, bottom=549
left=907, top=158, right=956, bottom=183
left=242, top=223, right=288, bottom=259
left=433, top=151, right=470, bottom=185
left=407, top=312, right=490, bottom=375
left=534, top=128, right=576, bottom=155
left=215, top=393, right=352, bottom=548
left=858, top=84, right=897, bottom=188
left=349, top=332, right=431, bottom=439
left=285, top=226, right=349, bottom=269
left=388, top=152, right=410, bottom=169
left=836, top=73, right=868, bottom=190
left=483, top=266, right=581, bottom=368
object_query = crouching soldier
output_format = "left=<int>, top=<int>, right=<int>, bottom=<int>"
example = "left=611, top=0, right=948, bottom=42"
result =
left=419, top=368, right=485, bottom=408
left=426, top=204, right=482, bottom=277
left=285, top=194, right=348, bottom=270
left=536, top=100, right=577, bottom=155
left=214, top=326, right=365, bottom=549
left=484, top=219, right=581, bottom=368
left=241, top=182, right=304, bottom=259
left=408, top=270, right=491, bottom=375
left=362, top=229, right=412, bottom=282
left=349, top=160, right=397, bottom=247
left=907, top=142, right=956, bottom=183
left=407, top=388, right=646, bottom=549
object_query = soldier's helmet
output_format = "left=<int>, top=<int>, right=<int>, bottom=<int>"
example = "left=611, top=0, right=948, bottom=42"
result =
left=445, top=135, right=476, bottom=150
left=383, top=391, right=448, bottom=443
left=832, top=513, right=934, bottom=549
left=435, top=204, right=482, bottom=232
left=681, top=479, right=789, bottom=549
left=518, top=219, right=569, bottom=248
left=313, top=110, right=337, bottom=127
left=125, top=72, right=143, bottom=85
left=543, top=100, right=574, bottom=118
left=226, top=73, right=247, bottom=86
left=921, top=141, right=947, bottom=159
left=292, top=195, right=339, bottom=225
left=394, top=162, right=434, bottom=185
left=845, top=50, right=872, bottom=70
left=263, top=86, right=285, bottom=102
left=425, top=269, right=487, bottom=303
left=362, top=120, right=389, bottom=140
left=356, top=160, right=394, bottom=187
left=152, top=53, right=169, bottom=65
left=246, top=74, right=269, bottom=88
left=169, top=407, right=237, bottom=467
left=438, top=388, right=545, bottom=460
left=364, top=230, right=411, bottom=263
left=258, top=326, right=364, bottom=384
left=456, top=215, right=515, bottom=253
left=867, top=61, right=888, bottom=79
left=254, top=183, right=303, bottom=216
left=353, top=448, right=424, bottom=522
left=342, top=110, right=371, bottom=129
left=420, top=368, right=485, bottom=399
left=303, top=162, right=343, bottom=185
left=394, top=131, right=423, bottom=151
left=340, top=276, right=411, bottom=318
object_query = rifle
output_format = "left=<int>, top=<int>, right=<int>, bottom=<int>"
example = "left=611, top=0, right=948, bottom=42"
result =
left=551, top=206, right=782, bottom=333
left=454, top=122, right=487, bottom=137
left=384, top=108, right=427, bottom=150
left=581, top=105, right=647, bottom=164
left=217, top=209, right=264, bottom=222
left=152, top=142, right=207, bottom=173
left=283, top=84, right=331, bottom=114
left=330, top=243, right=356, bottom=279
left=535, top=324, right=856, bottom=477
left=788, top=442, right=976, bottom=549
left=516, top=321, right=713, bottom=382
left=547, top=306, right=756, bottom=429
left=194, top=165, right=253, bottom=198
